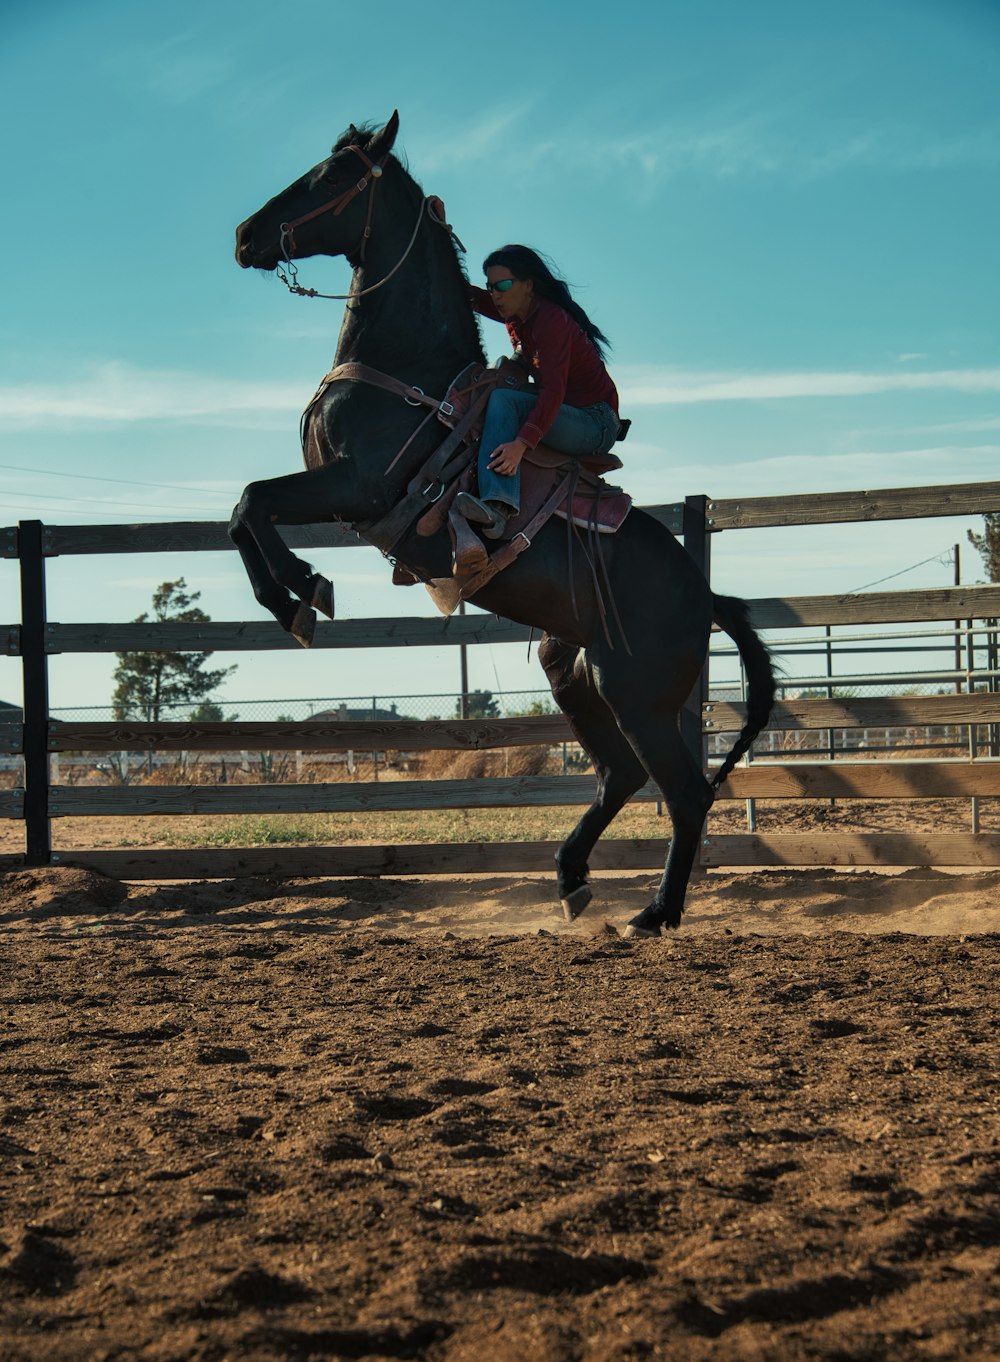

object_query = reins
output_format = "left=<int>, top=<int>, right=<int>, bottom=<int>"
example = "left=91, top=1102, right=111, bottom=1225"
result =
left=276, top=144, right=465, bottom=301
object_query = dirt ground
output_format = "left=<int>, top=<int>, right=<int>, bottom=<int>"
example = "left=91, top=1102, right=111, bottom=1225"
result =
left=1, top=863, right=998, bottom=1362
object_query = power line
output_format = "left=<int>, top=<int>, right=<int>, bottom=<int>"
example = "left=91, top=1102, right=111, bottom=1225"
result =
left=846, top=548, right=955, bottom=595
left=0, top=488, right=229, bottom=516
left=0, top=461, right=234, bottom=498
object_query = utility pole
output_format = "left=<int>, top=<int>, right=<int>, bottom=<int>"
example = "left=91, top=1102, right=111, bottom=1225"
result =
left=954, top=544, right=961, bottom=695
left=458, top=599, right=469, bottom=718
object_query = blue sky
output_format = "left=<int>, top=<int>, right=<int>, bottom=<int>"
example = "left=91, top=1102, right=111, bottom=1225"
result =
left=1, top=0, right=998, bottom=712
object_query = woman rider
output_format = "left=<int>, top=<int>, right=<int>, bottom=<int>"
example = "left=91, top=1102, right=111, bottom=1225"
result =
left=457, top=245, right=622, bottom=539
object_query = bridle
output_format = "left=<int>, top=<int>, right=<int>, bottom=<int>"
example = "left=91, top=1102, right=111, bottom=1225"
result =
left=276, top=144, right=463, bottom=301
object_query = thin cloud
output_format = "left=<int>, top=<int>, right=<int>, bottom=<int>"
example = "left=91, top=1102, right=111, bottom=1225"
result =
left=618, top=366, right=1000, bottom=405
left=524, top=101, right=1000, bottom=190
left=0, top=362, right=305, bottom=430
left=903, top=416, right=1000, bottom=435
left=148, top=52, right=232, bottom=104
left=625, top=443, right=1000, bottom=501
left=413, top=104, right=535, bottom=170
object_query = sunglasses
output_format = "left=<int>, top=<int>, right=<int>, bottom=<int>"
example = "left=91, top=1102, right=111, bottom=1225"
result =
left=486, top=278, right=516, bottom=294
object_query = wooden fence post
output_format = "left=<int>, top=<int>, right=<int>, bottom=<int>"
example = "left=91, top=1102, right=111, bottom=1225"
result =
left=18, top=520, right=51, bottom=865
left=681, top=495, right=712, bottom=769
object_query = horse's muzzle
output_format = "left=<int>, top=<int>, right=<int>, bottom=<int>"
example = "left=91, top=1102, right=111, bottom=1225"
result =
left=235, top=220, right=256, bottom=268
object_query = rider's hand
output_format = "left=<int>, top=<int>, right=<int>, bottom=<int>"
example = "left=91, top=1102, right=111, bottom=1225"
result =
left=488, top=440, right=527, bottom=476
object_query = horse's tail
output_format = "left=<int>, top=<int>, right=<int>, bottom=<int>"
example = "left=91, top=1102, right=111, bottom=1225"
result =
left=708, top=593, right=776, bottom=792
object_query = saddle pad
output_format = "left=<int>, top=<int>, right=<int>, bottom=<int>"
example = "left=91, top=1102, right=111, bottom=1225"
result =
left=504, top=461, right=632, bottom=541
left=526, top=443, right=623, bottom=476
left=554, top=491, right=632, bottom=534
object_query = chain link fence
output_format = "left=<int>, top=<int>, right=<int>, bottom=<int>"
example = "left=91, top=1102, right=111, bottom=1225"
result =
left=46, top=689, right=557, bottom=725
left=1, top=622, right=994, bottom=784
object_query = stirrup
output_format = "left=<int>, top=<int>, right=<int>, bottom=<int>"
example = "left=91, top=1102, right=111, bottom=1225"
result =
left=455, top=492, right=509, bottom=539
left=454, top=491, right=493, bottom=524
left=482, top=504, right=510, bottom=540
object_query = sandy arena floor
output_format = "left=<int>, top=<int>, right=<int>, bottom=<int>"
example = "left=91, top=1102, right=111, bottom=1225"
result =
left=1, top=864, right=998, bottom=1360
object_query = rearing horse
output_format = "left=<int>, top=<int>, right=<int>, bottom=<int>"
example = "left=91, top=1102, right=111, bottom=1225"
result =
left=231, top=111, right=775, bottom=936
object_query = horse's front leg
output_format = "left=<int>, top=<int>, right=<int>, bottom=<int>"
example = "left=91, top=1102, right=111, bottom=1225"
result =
left=229, top=467, right=339, bottom=647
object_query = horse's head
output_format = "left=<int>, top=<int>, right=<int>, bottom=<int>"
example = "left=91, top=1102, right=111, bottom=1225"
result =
left=235, top=112, right=401, bottom=271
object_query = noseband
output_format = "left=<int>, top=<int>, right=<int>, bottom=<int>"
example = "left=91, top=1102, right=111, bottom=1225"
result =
left=276, top=144, right=463, bottom=301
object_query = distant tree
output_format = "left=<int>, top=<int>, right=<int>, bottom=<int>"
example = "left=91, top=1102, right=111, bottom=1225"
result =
left=506, top=696, right=558, bottom=717
left=968, top=514, right=1000, bottom=582
left=112, top=580, right=235, bottom=721
left=189, top=700, right=224, bottom=721
left=456, top=689, right=500, bottom=719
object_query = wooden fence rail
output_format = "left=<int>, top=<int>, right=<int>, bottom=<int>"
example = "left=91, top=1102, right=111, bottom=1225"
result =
left=4, top=476, right=1000, bottom=877
left=38, top=761, right=1000, bottom=821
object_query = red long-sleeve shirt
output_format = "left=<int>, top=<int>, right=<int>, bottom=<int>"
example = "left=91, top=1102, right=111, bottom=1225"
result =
left=470, top=286, right=619, bottom=449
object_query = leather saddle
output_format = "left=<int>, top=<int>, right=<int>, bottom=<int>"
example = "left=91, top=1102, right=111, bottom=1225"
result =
left=391, top=358, right=633, bottom=625
left=418, top=358, right=631, bottom=538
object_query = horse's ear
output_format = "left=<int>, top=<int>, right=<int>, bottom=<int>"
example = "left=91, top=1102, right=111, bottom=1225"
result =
left=368, top=110, right=400, bottom=165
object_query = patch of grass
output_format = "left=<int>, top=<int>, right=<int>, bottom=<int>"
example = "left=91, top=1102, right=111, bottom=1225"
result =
left=163, top=815, right=334, bottom=847
left=156, top=805, right=667, bottom=849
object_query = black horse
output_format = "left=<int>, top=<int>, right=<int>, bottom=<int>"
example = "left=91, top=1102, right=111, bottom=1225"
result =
left=231, top=112, right=775, bottom=936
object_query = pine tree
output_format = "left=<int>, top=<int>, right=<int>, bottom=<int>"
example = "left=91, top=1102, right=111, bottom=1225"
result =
left=968, top=513, right=1000, bottom=582
left=455, top=689, right=500, bottom=719
left=112, top=579, right=235, bottom=720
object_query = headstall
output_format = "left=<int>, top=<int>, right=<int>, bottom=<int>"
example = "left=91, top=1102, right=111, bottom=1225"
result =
left=276, top=145, right=463, bottom=301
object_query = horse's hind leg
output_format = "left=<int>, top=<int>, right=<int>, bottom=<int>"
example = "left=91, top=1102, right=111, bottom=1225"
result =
left=540, top=636, right=649, bottom=921
left=595, top=657, right=714, bottom=936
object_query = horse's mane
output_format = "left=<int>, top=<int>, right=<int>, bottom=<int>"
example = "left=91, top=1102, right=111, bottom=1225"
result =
left=327, top=121, right=485, bottom=361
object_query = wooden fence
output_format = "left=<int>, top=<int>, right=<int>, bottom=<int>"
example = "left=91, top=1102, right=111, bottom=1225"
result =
left=3, top=479, right=1000, bottom=879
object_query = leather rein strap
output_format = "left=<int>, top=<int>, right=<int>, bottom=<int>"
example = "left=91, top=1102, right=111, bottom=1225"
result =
left=320, top=362, right=457, bottom=419
left=358, top=385, right=495, bottom=556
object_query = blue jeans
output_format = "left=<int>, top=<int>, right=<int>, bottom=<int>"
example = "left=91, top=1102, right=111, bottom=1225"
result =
left=476, top=388, right=621, bottom=512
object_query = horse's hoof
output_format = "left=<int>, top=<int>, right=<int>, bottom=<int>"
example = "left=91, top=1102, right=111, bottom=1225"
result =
left=561, top=885, right=592, bottom=922
left=623, top=919, right=661, bottom=940
left=310, top=574, right=335, bottom=620
left=291, top=603, right=317, bottom=649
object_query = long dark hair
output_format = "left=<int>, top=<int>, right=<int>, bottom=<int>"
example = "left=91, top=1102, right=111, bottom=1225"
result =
left=483, top=245, right=611, bottom=361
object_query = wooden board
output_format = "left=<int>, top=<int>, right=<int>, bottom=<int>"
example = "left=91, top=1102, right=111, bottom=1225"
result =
left=708, top=481, right=1000, bottom=531
left=0, top=789, right=24, bottom=819
left=43, top=522, right=365, bottom=557
left=47, top=774, right=636, bottom=817
left=0, top=721, right=22, bottom=754
left=48, top=614, right=533, bottom=654
left=719, top=760, right=1000, bottom=799
left=706, top=693, right=1000, bottom=730
left=745, top=586, right=1000, bottom=630
left=48, top=716, right=573, bottom=753
left=700, top=832, right=1000, bottom=868
left=31, top=483, right=997, bottom=554
left=51, top=838, right=671, bottom=880
left=45, top=761, right=1000, bottom=814
left=47, top=585, right=1000, bottom=655
left=42, top=508, right=685, bottom=558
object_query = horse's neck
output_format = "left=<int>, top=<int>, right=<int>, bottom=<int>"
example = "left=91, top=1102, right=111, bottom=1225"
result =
left=332, top=224, right=480, bottom=386
left=306, top=205, right=482, bottom=521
